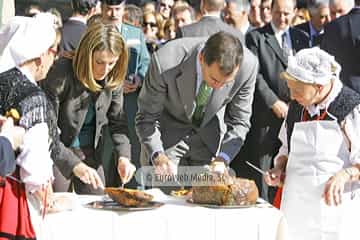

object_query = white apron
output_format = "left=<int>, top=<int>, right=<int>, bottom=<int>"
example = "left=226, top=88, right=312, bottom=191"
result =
left=281, top=118, right=360, bottom=240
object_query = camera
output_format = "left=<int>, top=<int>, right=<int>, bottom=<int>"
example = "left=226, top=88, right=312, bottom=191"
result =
left=127, top=74, right=136, bottom=84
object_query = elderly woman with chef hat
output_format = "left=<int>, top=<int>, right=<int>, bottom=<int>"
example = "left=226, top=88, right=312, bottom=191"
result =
left=0, top=13, right=65, bottom=239
left=265, top=47, right=360, bottom=240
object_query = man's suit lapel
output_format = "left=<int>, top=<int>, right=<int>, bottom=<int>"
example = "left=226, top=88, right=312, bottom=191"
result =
left=202, top=79, right=234, bottom=126
left=176, top=51, right=197, bottom=120
left=349, top=8, right=360, bottom=47
left=264, top=25, right=287, bottom=66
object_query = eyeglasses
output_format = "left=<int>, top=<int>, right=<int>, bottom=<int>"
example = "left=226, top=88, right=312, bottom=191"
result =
left=160, top=2, right=173, bottom=8
left=143, top=22, right=157, bottom=28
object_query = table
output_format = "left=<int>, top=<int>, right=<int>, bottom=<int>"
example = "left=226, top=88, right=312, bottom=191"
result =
left=37, top=189, right=288, bottom=240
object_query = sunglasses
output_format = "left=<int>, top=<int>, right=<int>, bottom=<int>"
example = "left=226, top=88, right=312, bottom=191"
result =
left=143, top=22, right=157, bottom=28
left=160, top=2, right=173, bottom=8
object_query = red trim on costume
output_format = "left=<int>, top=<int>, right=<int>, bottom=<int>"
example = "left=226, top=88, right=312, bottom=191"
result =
left=273, top=187, right=282, bottom=209
left=302, top=108, right=328, bottom=121
left=0, top=170, right=36, bottom=240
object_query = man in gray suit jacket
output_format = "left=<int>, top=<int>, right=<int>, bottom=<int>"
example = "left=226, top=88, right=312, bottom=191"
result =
left=175, top=0, right=245, bottom=43
left=136, top=32, right=258, bottom=185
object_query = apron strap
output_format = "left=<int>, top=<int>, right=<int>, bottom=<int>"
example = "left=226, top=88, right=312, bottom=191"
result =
left=340, top=120, right=351, bottom=152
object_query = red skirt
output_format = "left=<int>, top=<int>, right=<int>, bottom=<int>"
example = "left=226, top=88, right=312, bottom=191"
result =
left=0, top=175, right=36, bottom=240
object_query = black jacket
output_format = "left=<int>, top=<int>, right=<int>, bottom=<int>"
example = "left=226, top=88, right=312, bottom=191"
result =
left=321, top=8, right=360, bottom=93
left=41, top=58, right=131, bottom=178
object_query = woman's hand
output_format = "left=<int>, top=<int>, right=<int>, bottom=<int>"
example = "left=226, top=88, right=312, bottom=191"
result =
left=264, top=167, right=285, bottom=187
left=323, top=169, right=351, bottom=206
left=264, top=155, right=287, bottom=187
left=117, top=157, right=136, bottom=185
left=73, top=162, right=104, bottom=190
left=33, top=181, right=54, bottom=216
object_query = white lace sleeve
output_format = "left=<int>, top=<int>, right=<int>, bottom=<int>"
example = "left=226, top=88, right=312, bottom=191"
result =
left=274, top=119, right=288, bottom=166
left=344, top=104, right=360, bottom=165
left=17, top=122, right=54, bottom=193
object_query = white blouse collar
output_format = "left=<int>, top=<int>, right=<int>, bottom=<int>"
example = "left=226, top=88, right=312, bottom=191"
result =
left=16, top=66, right=37, bottom=85
left=306, top=79, right=343, bottom=117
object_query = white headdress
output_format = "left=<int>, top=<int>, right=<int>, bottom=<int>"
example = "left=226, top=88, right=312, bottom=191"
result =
left=0, top=13, right=56, bottom=73
left=285, top=47, right=341, bottom=85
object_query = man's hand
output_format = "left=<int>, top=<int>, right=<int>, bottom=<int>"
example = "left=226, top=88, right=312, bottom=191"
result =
left=271, top=100, right=289, bottom=119
left=209, top=157, right=228, bottom=174
left=117, top=157, right=136, bottom=185
left=0, top=116, right=25, bottom=150
left=153, top=153, right=177, bottom=176
left=123, top=74, right=141, bottom=94
left=73, top=162, right=104, bottom=190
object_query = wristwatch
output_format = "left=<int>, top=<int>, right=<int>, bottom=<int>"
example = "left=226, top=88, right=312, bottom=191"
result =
left=151, top=151, right=163, bottom=164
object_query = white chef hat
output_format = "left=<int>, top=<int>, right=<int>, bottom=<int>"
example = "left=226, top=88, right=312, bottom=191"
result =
left=283, top=47, right=341, bottom=85
left=0, top=13, right=56, bottom=73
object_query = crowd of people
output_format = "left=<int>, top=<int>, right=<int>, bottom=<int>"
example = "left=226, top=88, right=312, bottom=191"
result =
left=1, top=0, right=360, bottom=239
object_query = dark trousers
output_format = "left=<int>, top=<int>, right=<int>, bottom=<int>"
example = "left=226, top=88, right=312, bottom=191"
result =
left=124, top=91, right=142, bottom=189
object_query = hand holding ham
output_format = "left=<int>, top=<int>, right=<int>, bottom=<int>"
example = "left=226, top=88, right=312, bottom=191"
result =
left=153, top=153, right=177, bottom=177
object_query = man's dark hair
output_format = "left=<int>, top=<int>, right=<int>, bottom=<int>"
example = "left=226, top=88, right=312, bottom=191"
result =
left=356, top=0, right=360, bottom=6
left=72, top=0, right=99, bottom=15
left=203, top=0, right=225, bottom=12
left=202, top=31, right=243, bottom=75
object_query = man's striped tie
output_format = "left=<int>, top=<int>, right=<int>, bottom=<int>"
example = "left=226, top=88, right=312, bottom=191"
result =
left=192, top=80, right=213, bottom=126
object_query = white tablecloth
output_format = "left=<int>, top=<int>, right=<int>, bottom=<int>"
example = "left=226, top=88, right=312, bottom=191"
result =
left=37, top=189, right=287, bottom=240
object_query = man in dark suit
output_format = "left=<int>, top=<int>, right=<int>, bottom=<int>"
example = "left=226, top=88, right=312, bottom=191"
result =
left=239, top=0, right=309, bottom=202
left=175, top=0, right=244, bottom=42
left=295, top=0, right=331, bottom=47
left=321, top=1, right=360, bottom=93
left=59, top=0, right=99, bottom=52
left=136, top=32, right=258, bottom=188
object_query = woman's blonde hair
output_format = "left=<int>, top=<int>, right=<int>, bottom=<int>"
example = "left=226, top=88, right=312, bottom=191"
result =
left=73, top=22, right=128, bottom=92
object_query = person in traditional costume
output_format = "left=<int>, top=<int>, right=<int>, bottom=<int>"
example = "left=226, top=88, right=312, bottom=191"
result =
left=265, top=47, right=360, bottom=240
left=41, top=22, right=135, bottom=194
left=0, top=13, right=63, bottom=239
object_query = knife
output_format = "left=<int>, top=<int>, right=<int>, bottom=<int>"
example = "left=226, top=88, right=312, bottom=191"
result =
left=245, top=161, right=266, bottom=175
left=246, top=161, right=284, bottom=182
